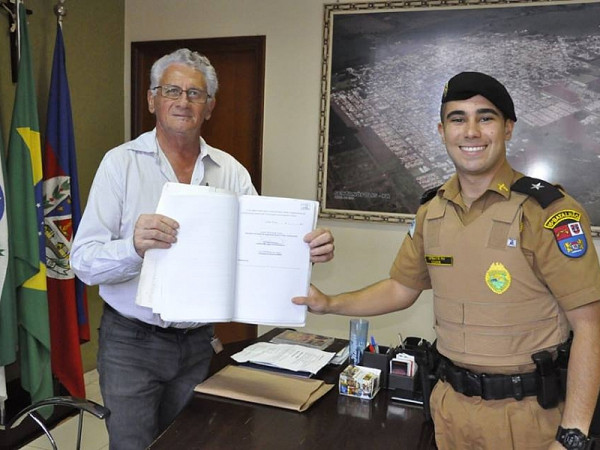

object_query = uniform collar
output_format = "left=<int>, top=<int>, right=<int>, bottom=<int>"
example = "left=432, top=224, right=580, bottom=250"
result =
left=439, top=160, right=519, bottom=202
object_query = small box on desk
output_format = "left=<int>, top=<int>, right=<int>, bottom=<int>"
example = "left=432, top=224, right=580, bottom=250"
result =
left=362, top=346, right=420, bottom=393
left=338, top=365, right=381, bottom=400
left=362, top=346, right=393, bottom=389
left=388, top=373, right=416, bottom=391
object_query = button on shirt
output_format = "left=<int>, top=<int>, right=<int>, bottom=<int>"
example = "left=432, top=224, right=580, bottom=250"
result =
left=71, top=129, right=257, bottom=327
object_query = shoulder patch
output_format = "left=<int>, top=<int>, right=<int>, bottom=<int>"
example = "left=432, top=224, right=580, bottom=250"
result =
left=408, top=218, right=416, bottom=239
left=420, top=185, right=442, bottom=205
left=544, top=210, right=587, bottom=258
left=511, top=177, right=564, bottom=209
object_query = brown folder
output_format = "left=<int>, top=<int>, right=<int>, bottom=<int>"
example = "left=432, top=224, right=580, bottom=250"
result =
left=194, top=365, right=333, bottom=412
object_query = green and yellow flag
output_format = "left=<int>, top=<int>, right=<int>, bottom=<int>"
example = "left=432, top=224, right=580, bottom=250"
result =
left=7, top=2, right=53, bottom=409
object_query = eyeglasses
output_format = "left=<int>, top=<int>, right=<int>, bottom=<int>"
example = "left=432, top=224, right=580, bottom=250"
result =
left=151, top=84, right=212, bottom=104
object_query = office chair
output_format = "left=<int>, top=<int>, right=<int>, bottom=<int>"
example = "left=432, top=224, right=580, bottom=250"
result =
left=6, top=396, right=110, bottom=450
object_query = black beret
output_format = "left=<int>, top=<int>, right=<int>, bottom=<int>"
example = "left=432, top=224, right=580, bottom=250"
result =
left=441, top=72, right=517, bottom=122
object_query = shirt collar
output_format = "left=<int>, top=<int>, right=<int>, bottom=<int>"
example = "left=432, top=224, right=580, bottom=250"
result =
left=438, top=160, right=518, bottom=202
left=129, top=128, right=219, bottom=164
left=199, top=137, right=209, bottom=161
left=488, top=160, right=515, bottom=199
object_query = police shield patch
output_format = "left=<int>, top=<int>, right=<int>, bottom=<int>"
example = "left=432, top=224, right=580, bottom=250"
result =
left=485, top=262, right=511, bottom=294
left=544, top=210, right=587, bottom=258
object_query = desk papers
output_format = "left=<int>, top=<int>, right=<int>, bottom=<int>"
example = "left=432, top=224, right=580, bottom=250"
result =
left=194, top=365, right=334, bottom=412
left=231, top=342, right=334, bottom=375
left=270, top=329, right=335, bottom=350
left=136, top=183, right=318, bottom=326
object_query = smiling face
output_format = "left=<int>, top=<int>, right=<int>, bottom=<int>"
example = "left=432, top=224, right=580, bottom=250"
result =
left=438, top=95, right=514, bottom=180
left=147, top=63, right=215, bottom=141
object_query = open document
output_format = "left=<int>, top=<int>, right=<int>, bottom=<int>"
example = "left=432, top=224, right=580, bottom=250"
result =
left=136, top=183, right=318, bottom=326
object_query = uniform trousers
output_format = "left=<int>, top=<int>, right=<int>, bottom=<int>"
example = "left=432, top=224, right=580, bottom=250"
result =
left=430, top=380, right=563, bottom=449
left=98, top=305, right=214, bottom=450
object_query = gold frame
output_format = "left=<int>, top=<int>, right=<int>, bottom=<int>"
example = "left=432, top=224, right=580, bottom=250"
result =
left=318, top=0, right=600, bottom=235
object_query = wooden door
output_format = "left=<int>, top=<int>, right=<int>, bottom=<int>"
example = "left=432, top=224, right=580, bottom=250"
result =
left=131, top=37, right=265, bottom=343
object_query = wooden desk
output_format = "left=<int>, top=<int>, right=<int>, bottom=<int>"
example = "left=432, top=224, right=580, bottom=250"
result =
left=149, top=329, right=436, bottom=450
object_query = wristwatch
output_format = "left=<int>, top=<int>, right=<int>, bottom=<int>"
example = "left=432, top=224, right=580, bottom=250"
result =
left=555, top=426, right=591, bottom=450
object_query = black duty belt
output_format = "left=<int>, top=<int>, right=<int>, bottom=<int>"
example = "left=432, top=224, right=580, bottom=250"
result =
left=104, top=303, right=206, bottom=336
left=437, top=357, right=537, bottom=401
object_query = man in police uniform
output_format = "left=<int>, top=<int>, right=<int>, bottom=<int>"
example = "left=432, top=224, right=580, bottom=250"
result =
left=294, top=72, right=600, bottom=449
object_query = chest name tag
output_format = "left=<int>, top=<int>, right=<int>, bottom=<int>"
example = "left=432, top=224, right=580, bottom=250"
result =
left=425, top=255, right=453, bottom=266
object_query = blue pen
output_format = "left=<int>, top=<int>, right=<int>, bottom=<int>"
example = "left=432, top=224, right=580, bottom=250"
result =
left=370, top=336, right=379, bottom=353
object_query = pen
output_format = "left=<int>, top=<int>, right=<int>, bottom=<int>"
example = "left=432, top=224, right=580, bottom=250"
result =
left=370, top=336, right=379, bottom=353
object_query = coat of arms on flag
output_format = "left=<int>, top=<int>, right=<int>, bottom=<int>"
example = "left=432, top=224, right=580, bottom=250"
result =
left=43, top=176, right=74, bottom=279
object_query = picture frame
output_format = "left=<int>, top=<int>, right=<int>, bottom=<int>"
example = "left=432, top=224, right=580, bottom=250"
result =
left=318, top=0, right=600, bottom=234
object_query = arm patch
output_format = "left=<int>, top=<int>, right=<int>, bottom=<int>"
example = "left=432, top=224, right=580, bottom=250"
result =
left=511, top=177, right=564, bottom=209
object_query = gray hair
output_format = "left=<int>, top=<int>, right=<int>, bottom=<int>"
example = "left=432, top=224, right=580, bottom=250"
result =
left=150, top=48, right=218, bottom=98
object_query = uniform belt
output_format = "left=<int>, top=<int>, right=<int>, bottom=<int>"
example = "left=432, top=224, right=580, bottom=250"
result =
left=437, top=357, right=537, bottom=401
left=104, top=303, right=205, bottom=335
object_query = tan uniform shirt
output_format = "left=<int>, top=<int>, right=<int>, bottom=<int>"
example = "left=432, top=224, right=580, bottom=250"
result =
left=390, top=160, right=600, bottom=313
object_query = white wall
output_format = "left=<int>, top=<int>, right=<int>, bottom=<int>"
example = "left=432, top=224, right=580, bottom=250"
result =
left=124, top=0, right=599, bottom=345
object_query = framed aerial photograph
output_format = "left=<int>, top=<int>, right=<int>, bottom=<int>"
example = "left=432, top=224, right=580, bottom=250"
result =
left=318, top=0, right=600, bottom=232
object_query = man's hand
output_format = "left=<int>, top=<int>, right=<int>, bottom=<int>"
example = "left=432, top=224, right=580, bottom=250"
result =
left=292, top=284, right=331, bottom=314
left=304, top=228, right=334, bottom=263
left=134, top=214, right=179, bottom=257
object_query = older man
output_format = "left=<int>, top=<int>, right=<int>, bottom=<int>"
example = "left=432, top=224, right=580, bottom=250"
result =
left=72, top=48, right=334, bottom=449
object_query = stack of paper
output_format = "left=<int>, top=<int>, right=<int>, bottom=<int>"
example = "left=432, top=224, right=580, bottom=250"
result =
left=231, top=342, right=335, bottom=376
left=270, top=329, right=335, bottom=350
left=136, top=183, right=318, bottom=326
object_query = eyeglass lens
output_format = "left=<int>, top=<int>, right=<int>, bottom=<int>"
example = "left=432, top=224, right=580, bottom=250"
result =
left=157, top=85, right=209, bottom=103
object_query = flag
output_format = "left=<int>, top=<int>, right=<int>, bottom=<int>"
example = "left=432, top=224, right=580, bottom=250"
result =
left=0, top=113, right=18, bottom=423
left=43, top=22, right=89, bottom=398
left=7, top=2, right=53, bottom=409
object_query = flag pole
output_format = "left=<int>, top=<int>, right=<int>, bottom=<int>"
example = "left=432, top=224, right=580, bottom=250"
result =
left=0, top=0, right=34, bottom=83
left=44, top=0, right=90, bottom=399
left=53, top=0, right=66, bottom=26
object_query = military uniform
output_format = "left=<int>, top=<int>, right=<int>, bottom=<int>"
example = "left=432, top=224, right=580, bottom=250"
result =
left=390, top=160, right=600, bottom=448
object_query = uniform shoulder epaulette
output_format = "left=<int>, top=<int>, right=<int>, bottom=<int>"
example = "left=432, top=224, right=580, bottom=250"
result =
left=511, top=176, right=564, bottom=209
left=420, top=185, right=442, bottom=205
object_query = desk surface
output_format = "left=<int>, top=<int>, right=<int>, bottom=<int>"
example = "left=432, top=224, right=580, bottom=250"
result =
left=149, top=329, right=436, bottom=450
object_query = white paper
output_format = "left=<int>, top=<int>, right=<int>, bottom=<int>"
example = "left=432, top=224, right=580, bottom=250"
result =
left=231, top=342, right=335, bottom=375
left=233, top=195, right=316, bottom=326
left=137, top=184, right=238, bottom=322
left=136, top=183, right=318, bottom=326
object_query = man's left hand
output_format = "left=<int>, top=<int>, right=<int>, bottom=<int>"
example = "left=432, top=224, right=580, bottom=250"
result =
left=304, top=228, right=334, bottom=263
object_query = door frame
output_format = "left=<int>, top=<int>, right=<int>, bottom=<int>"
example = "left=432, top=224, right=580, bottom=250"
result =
left=130, top=37, right=265, bottom=343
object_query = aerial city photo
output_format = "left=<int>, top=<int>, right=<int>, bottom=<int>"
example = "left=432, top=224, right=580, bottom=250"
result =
left=322, top=2, right=600, bottom=226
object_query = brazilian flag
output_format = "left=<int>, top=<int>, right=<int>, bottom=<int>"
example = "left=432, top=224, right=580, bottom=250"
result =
left=7, top=2, right=53, bottom=412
